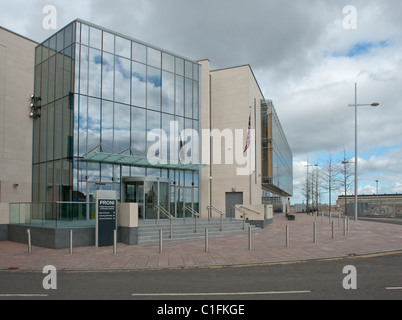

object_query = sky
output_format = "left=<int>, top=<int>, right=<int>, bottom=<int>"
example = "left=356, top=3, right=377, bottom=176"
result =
left=2, top=0, right=401, bottom=204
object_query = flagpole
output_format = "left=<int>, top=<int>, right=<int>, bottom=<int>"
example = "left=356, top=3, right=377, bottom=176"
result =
left=249, top=106, right=252, bottom=205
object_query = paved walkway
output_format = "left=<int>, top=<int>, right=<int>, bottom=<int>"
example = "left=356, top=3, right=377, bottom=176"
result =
left=1, top=214, right=402, bottom=271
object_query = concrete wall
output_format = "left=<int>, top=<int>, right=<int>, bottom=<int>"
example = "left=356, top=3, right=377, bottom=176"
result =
left=199, top=63, right=264, bottom=217
left=0, top=28, right=36, bottom=239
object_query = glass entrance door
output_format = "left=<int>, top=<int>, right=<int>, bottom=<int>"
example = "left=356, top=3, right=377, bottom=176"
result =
left=122, top=177, right=170, bottom=220
left=175, top=187, right=193, bottom=218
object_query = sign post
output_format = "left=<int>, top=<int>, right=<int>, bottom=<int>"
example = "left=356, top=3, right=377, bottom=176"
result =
left=96, top=190, right=117, bottom=247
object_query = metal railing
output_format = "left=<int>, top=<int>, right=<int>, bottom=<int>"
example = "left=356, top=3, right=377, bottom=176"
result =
left=183, top=205, right=200, bottom=233
left=9, top=202, right=96, bottom=229
left=234, top=206, right=249, bottom=230
left=154, top=205, right=175, bottom=239
left=206, top=205, right=224, bottom=231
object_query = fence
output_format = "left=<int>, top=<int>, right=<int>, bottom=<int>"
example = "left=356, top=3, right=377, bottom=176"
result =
left=9, top=202, right=96, bottom=229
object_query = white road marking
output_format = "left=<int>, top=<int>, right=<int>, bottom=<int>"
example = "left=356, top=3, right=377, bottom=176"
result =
left=131, top=290, right=311, bottom=297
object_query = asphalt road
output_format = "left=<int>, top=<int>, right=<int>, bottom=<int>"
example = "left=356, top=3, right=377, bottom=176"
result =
left=1, top=251, right=402, bottom=302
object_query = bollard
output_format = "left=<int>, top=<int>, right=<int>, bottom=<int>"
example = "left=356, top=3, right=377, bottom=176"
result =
left=113, top=229, right=117, bottom=255
left=338, top=212, right=341, bottom=227
left=344, top=216, right=347, bottom=235
left=27, top=229, right=32, bottom=254
left=159, top=229, right=163, bottom=254
left=69, top=229, right=73, bottom=255
left=248, top=227, right=252, bottom=251
left=332, top=221, right=335, bottom=239
left=286, top=225, right=289, bottom=248
left=205, top=228, right=209, bottom=253
left=313, top=222, right=317, bottom=243
left=347, top=217, right=350, bottom=232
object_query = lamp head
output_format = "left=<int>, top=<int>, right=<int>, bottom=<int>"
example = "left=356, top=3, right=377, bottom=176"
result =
left=371, top=103, right=380, bottom=107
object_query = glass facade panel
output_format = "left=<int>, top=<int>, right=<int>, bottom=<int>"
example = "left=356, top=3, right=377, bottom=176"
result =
left=89, top=27, right=102, bottom=50
left=132, top=61, right=146, bottom=107
left=101, top=100, right=114, bottom=151
left=88, top=48, right=102, bottom=98
left=132, top=41, right=146, bottom=63
left=131, top=107, right=146, bottom=157
left=115, top=36, right=131, bottom=58
left=115, top=56, right=131, bottom=104
left=102, top=51, right=114, bottom=101
left=175, top=75, right=184, bottom=116
left=114, top=103, right=131, bottom=153
left=147, top=47, right=161, bottom=68
left=32, top=20, right=201, bottom=209
left=147, top=66, right=161, bottom=111
left=162, top=71, right=174, bottom=114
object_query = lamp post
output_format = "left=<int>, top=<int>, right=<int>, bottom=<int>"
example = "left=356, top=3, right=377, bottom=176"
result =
left=348, top=83, right=380, bottom=221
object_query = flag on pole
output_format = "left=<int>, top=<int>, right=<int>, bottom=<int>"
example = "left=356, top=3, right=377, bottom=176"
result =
left=244, top=112, right=251, bottom=153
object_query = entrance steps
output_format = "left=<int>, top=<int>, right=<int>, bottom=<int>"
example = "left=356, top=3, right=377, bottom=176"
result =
left=138, top=218, right=252, bottom=243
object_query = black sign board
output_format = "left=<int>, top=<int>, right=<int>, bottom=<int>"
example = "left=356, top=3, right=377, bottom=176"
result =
left=97, top=199, right=116, bottom=247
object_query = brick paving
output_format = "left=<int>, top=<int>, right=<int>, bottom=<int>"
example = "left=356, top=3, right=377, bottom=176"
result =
left=1, top=214, right=402, bottom=271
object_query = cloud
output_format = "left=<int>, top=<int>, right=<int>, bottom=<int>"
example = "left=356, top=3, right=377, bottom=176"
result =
left=2, top=0, right=402, bottom=203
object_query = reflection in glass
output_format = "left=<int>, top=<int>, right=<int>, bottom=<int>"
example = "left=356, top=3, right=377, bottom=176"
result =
left=147, top=110, right=161, bottom=157
left=56, top=30, right=64, bottom=52
left=147, top=47, right=161, bottom=68
left=132, top=61, right=146, bottom=108
left=81, top=24, right=89, bottom=45
left=114, top=103, right=131, bottom=154
left=185, top=78, right=193, bottom=119
left=101, top=100, right=113, bottom=151
left=193, top=80, right=199, bottom=120
left=79, top=96, right=88, bottom=156
left=185, top=61, right=193, bottom=79
left=132, top=41, right=146, bottom=63
left=48, top=55, right=56, bottom=103
left=115, top=36, right=131, bottom=58
left=89, top=27, right=102, bottom=50
left=115, top=56, right=131, bottom=104
left=147, top=66, right=161, bottom=111
left=79, top=45, right=89, bottom=95
left=87, top=97, right=101, bottom=153
left=162, top=71, right=174, bottom=114
left=88, top=48, right=102, bottom=98
left=103, top=32, right=115, bottom=53
left=55, top=52, right=64, bottom=100
left=176, top=57, right=184, bottom=76
left=47, top=103, right=54, bottom=161
left=131, top=107, right=146, bottom=157
left=162, top=53, right=175, bottom=72
left=175, top=75, right=184, bottom=116
left=102, top=51, right=114, bottom=101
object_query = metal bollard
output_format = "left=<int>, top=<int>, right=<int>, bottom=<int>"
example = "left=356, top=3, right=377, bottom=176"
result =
left=313, top=222, right=317, bottom=243
left=286, top=225, right=289, bottom=248
left=344, top=216, right=347, bottom=235
left=332, top=221, right=335, bottom=239
left=27, top=229, right=32, bottom=254
left=248, top=227, right=252, bottom=251
left=159, top=229, right=163, bottom=254
left=113, top=229, right=117, bottom=255
left=205, top=228, right=209, bottom=253
left=347, top=217, right=350, bottom=232
left=69, top=229, right=73, bottom=255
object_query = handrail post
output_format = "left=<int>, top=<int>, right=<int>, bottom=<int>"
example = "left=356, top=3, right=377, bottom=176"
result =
left=27, top=229, right=32, bottom=254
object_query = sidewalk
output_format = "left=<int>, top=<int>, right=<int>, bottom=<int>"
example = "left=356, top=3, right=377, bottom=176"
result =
left=1, top=214, right=402, bottom=271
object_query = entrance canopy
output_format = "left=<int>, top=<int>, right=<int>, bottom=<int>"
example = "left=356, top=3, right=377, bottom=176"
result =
left=82, top=151, right=207, bottom=171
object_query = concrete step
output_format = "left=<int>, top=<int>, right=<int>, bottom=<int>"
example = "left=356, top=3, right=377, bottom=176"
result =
left=138, top=218, right=253, bottom=243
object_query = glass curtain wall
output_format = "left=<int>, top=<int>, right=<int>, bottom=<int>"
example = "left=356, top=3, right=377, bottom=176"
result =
left=32, top=20, right=200, bottom=217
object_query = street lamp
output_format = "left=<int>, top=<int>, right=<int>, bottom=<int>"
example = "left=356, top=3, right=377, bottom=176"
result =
left=348, top=83, right=380, bottom=221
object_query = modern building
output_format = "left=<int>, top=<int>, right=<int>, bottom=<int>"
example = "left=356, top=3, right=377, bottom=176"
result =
left=1, top=19, right=293, bottom=247
left=0, top=27, right=37, bottom=240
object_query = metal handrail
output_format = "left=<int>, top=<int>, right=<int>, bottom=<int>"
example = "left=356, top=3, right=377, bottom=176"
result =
left=154, top=205, right=175, bottom=239
left=183, top=205, right=200, bottom=233
left=234, top=206, right=249, bottom=230
left=206, top=205, right=224, bottom=231
left=183, top=205, right=200, bottom=217
left=239, top=206, right=262, bottom=215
